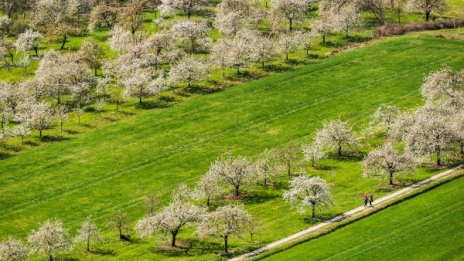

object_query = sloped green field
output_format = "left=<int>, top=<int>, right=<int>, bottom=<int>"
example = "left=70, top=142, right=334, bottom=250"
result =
left=1, top=34, right=463, bottom=260
left=263, top=177, right=464, bottom=261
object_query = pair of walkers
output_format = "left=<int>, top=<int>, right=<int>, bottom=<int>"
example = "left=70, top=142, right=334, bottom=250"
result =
left=364, top=194, right=374, bottom=207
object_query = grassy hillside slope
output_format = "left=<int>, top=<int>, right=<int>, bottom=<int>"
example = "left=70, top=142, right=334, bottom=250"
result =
left=263, top=177, right=464, bottom=261
left=1, top=34, right=463, bottom=260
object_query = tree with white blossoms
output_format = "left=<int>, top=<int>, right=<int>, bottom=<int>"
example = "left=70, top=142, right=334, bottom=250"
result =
left=368, top=104, right=401, bottom=136
left=34, top=0, right=80, bottom=49
left=121, top=68, right=165, bottom=104
left=210, top=155, right=254, bottom=197
left=302, top=141, right=325, bottom=167
left=227, top=29, right=256, bottom=74
left=35, top=51, right=94, bottom=104
left=0, top=82, right=22, bottom=112
left=107, top=26, right=136, bottom=54
left=333, top=3, right=362, bottom=38
left=312, top=13, right=335, bottom=44
left=214, top=0, right=257, bottom=37
left=75, top=217, right=101, bottom=252
left=210, top=38, right=233, bottom=77
left=135, top=184, right=203, bottom=247
left=194, top=169, right=224, bottom=207
left=270, top=0, right=311, bottom=31
left=12, top=124, right=31, bottom=143
left=404, top=104, right=455, bottom=166
left=15, top=29, right=43, bottom=57
left=363, top=142, right=416, bottom=185
left=0, top=236, right=28, bottom=261
left=78, top=39, right=105, bottom=76
left=278, top=32, right=301, bottom=61
left=159, top=0, right=208, bottom=18
left=254, top=149, right=279, bottom=186
left=27, top=219, right=72, bottom=261
left=407, top=0, right=447, bottom=21
left=315, top=119, right=359, bottom=157
left=168, top=57, right=209, bottom=88
left=89, top=0, right=120, bottom=31
left=249, top=33, right=276, bottom=68
left=198, top=204, right=252, bottom=254
left=296, top=31, right=317, bottom=55
left=420, top=67, right=464, bottom=107
left=16, top=102, right=54, bottom=138
left=170, top=20, right=211, bottom=53
left=53, top=105, right=69, bottom=132
left=283, top=175, right=334, bottom=219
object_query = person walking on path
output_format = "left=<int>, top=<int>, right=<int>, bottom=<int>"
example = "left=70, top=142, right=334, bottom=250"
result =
left=364, top=195, right=368, bottom=207
left=369, top=194, right=374, bottom=207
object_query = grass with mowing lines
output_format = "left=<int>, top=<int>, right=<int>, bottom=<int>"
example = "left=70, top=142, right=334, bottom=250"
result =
left=263, top=176, right=464, bottom=261
left=1, top=35, right=463, bottom=260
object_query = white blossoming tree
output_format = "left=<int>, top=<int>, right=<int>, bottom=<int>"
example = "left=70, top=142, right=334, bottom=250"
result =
left=315, top=119, right=359, bottom=156
left=27, top=219, right=72, bottom=261
left=170, top=20, right=211, bottom=53
left=168, top=57, right=209, bottom=88
left=160, top=0, right=208, bottom=18
left=135, top=184, right=203, bottom=247
left=16, top=102, right=54, bottom=138
left=363, top=142, right=416, bottom=185
left=193, top=169, right=224, bottom=207
left=302, top=141, right=325, bottom=167
left=198, top=204, right=252, bottom=254
left=283, top=175, right=334, bottom=219
left=0, top=236, right=28, bottom=261
left=15, top=29, right=43, bottom=57
left=74, top=217, right=101, bottom=252
left=210, top=155, right=254, bottom=197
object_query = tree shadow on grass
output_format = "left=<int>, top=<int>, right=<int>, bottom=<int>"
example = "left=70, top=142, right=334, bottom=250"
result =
left=303, top=213, right=336, bottom=225
left=24, top=140, right=40, bottom=146
left=150, top=239, right=224, bottom=257
left=91, top=248, right=117, bottom=256
left=40, top=135, right=72, bottom=143
left=136, top=100, right=172, bottom=110
left=0, top=151, right=12, bottom=160
left=241, top=190, right=280, bottom=205
left=186, top=85, right=223, bottom=95
left=64, top=129, right=79, bottom=135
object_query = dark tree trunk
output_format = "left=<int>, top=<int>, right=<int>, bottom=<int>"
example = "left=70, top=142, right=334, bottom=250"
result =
left=139, top=97, right=142, bottom=104
left=338, top=145, right=342, bottom=156
left=261, top=61, right=265, bottom=68
left=49, top=254, right=53, bottom=261
left=436, top=144, right=441, bottom=166
left=289, top=18, right=293, bottom=31
left=311, top=206, right=316, bottom=219
left=61, top=35, right=68, bottom=50
left=425, top=10, right=430, bottom=21
left=39, top=128, right=43, bottom=138
left=234, top=185, right=240, bottom=197
left=171, top=230, right=178, bottom=247
left=224, top=234, right=228, bottom=253
left=207, top=197, right=210, bottom=207
left=322, top=35, right=326, bottom=44
left=389, top=172, right=394, bottom=185
left=287, top=161, right=291, bottom=176
left=34, top=47, right=39, bottom=57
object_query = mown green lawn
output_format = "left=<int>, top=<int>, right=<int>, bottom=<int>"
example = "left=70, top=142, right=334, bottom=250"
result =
left=1, top=34, right=463, bottom=260
left=263, top=176, right=464, bottom=261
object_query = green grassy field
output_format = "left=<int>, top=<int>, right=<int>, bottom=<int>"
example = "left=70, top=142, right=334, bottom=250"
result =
left=263, top=176, right=464, bottom=261
left=1, top=34, right=464, bottom=260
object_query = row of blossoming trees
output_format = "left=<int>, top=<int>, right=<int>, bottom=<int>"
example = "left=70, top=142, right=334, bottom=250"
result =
left=0, top=0, right=451, bottom=144
left=1, top=67, right=462, bottom=260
